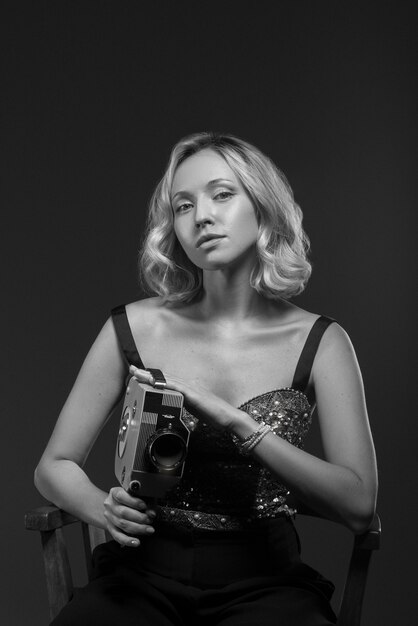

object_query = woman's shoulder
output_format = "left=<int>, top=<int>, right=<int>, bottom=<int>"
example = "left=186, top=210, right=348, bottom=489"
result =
left=272, top=300, right=326, bottom=329
left=292, top=310, right=356, bottom=376
left=125, top=296, right=165, bottom=315
left=123, top=297, right=166, bottom=328
left=274, top=301, right=352, bottom=351
left=122, top=297, right=187, bottom=336
left=279, top=303, right=357, bottom=381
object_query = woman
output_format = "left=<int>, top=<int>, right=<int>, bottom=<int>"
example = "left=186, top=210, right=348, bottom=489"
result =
left=35, top=132, right=378, bottom=625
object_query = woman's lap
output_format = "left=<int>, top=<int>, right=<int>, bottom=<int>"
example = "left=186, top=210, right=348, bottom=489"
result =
left=210, top=584, right=336, bottom=626
left=50, top=574, right=184, bottom=626
left=52, top=520, right=336, bottom=625
left=51, top=573, right=336, bottom=626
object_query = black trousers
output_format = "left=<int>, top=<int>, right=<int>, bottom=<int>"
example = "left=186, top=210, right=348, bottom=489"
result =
left=52, top=517, right=336, bottom=626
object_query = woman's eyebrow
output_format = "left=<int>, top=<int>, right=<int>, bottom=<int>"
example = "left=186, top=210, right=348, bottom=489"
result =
left=172, top=178, right=235, bottom=201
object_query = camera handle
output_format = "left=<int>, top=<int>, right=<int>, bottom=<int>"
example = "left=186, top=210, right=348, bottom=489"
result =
left=127, top=479, right=157, bottom=508
left=145, top=368, right=167, bottom=390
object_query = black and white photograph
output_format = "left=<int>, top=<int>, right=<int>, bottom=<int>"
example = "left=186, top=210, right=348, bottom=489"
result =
left=2, top=2, right=416, bottom=624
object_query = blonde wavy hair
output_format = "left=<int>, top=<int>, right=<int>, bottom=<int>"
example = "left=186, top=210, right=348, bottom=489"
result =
left=139, top=132, right=312, bottom=303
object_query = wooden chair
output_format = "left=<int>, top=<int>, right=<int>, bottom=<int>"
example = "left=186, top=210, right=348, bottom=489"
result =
left=25, top=505, right=381, bottom=625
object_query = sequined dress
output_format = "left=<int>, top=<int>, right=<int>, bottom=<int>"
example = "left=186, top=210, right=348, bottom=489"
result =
left=111, top=304, right=335, bottom=532
left=158, top=388, right=312, bottom=529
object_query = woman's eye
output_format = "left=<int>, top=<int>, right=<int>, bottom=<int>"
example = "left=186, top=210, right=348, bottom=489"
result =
left=215, top=191, right=234, bottom=201
left=175, top=202, right=192, bottom=214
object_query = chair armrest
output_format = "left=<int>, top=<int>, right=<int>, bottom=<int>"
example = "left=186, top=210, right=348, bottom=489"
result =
left=26, top=504, right=108, bottom=613
left=25, top=505, right=77, bottom=621
left=25, top=505, right=79, bottom=532
left=290, top=499, right=381, bottom=626
left=354, top=513, right=381, bottom=550
left=292, top=498, right=381, bottom=550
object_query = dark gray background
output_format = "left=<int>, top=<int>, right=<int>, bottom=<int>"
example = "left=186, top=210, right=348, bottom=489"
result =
left=2, top=1, right=416, bottom=624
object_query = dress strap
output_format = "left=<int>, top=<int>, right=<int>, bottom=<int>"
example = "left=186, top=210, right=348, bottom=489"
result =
left=291, top=315, right=335, bottom=402
left=110, top=304, right=145, bottom=369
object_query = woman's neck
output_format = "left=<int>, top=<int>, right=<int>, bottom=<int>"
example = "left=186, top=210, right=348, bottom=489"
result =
left=198, top=263, right=272, bottom=324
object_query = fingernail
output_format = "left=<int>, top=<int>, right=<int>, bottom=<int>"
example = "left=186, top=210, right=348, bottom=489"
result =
left=147, top=510, right=157, bottom=519
left=146, top=526, right=155, bottom=534
left=130, top=539, right=140, bottom=546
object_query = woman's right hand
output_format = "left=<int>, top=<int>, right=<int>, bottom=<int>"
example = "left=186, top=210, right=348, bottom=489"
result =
left=103, top=486, right=156, bottom=547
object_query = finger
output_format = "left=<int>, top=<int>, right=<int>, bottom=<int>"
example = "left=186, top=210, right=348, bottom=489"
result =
left=107, top=508, right=155, bottom=535
left=113, top=516, right=155, bottom=537
left=109, top=487, right=148, bottom=511
left=104, top=500, right=148, bottom=528
left=129, top=366, right=185, bottom=395
left=129, top=365, right=154, bottom=384
left=104, top=506, right=155, bottom=535
left=108, top=525, right=141, bottom=548
left=116, top=506, right=154, bottom=525
left=129, top=365, right=193, bottom=401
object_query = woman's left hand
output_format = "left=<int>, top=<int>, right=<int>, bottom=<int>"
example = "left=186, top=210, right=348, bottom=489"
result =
left=128, top=365, right=244, bottom=431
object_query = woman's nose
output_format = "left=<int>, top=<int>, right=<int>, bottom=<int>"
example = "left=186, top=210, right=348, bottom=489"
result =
left=194, top=199, right=215, bottom=228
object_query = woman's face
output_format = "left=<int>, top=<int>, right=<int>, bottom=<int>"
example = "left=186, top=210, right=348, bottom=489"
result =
left=171, top=149, right=259, bottom=271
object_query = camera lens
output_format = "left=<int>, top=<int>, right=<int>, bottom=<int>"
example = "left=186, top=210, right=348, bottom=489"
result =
left=148, top=431, right=186, bottom=471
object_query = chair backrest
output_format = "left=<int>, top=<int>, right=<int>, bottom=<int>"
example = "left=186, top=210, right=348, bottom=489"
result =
left=25, top=505, right=381, bottom=625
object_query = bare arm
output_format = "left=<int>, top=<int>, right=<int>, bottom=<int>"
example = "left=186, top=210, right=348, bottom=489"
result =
left=34, top=317, right=156, bottom=545
left=232, top=323, right=378, bottom=533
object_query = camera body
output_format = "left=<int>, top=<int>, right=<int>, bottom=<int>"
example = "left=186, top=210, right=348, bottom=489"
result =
left=115, top=376, right=190, bottom=499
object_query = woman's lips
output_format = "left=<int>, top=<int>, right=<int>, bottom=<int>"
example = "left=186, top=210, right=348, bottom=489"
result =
left=197, top=236, right=226, bottom=249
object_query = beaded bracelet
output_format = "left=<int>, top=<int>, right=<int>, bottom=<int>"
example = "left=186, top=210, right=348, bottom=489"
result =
left=244, top=424, right=271, bottom=454
left=231, top=421, right=265, bottom=449
left=231, top=422, right=272, bottom=456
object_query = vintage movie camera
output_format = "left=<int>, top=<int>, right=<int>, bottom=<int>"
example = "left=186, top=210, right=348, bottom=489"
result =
left=115, top=370, right=191, bottom=499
